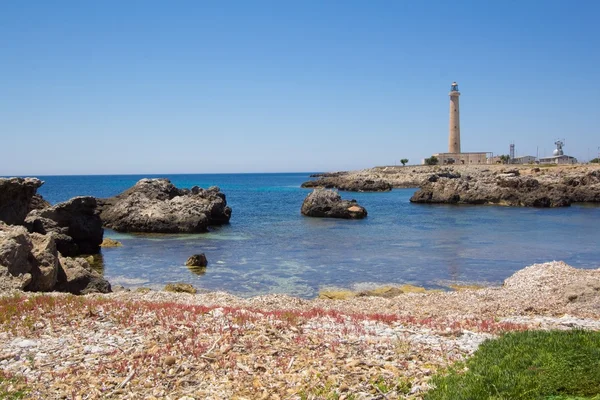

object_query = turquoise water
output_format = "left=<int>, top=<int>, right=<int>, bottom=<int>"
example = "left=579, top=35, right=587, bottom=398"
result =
left=35, top=173, right=600, bottom=298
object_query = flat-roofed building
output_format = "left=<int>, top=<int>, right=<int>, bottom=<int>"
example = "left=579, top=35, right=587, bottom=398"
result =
left=539, top=155, right=577, bottom=165
left=432, top=152, right=490, bottom=165
left=512, top=155, right=537, bottom=164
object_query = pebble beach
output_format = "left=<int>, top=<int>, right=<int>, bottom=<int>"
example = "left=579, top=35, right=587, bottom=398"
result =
left=2, top=261, right=599, bottom=399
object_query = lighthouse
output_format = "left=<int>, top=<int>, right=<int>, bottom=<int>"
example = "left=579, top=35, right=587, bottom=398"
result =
left=448, top=82, right=461, bottom=153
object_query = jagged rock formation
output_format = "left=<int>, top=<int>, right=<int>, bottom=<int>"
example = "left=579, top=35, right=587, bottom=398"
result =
left=98, top=179, right=232, bottom=233
left=0, top=177, right=45, bottom=225
left=301, top=189, right=367, bottom=219
left=409, top=168, right=600, bottom=207
left=0, top=222, right=110, bottom=294
left=25, top=197, right=104, bottom=256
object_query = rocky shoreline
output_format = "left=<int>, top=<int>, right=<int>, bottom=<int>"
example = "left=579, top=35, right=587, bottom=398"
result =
left=303, top=164, right=600, bottom=207
left=2, top=168, right=600, bottom=398
left=0, top=177, right=232, bottom=296
left=1, top=261, right=599, bottom=399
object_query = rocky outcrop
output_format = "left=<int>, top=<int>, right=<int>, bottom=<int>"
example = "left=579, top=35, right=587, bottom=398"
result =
left=0, top=178, right=45, bottom=225
left=301, top=177, right=392, bottom=192
left=0, top=222, right=110, bottom=294
left=25, top=196, right=104, bottom=256
left=98, top=179, right=232, bottom=233
left=410, top=170, right=572, bottom=207
left=301, top=189, right=367, bottom=219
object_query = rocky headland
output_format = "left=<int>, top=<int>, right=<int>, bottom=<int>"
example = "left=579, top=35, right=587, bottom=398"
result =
left=301, top=189, right=368, bottom=219
left=98, top=178, right=232, bottom=233
left=410, top=167, right=600, bottom=207
left=304, top=164, right=600, bottom=207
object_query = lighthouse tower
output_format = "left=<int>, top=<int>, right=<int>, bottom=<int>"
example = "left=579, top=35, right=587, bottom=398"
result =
left=448, top=82, right=461, bottom=153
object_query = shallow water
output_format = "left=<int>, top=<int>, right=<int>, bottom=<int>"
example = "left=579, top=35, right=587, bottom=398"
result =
left=36, top=173, right=600, bottom=298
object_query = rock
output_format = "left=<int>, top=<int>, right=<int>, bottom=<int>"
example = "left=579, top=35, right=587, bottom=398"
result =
left=0, top=177, right=45, bottom=225
left=25, top=196, right=104, bottom=256
left=55, top=256, right=112, bottom=295
left=27, top=232, right=60, bottom=291
left=301, top=190, right=367, bottom=219
left=98, top=178, right=232, bottom=233
left=0, top=223, right=35, bottom=291
left=28, top=194, right=51, bottom=213
left=164, top=356, right=177, bottom=366
left=301, top=177, right=392, bottom=192
left=186, top=254, right=207, bottom=267
left=100, top=238, right=122, bottom=248
left=0, top=223, right=60, bottom=292
left=164, top=283, right=197, bottom=294
left=0, top=222, right=110, bottom=294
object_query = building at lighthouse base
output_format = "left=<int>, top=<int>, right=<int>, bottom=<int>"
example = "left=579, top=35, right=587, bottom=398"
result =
left=428, top=152, right=491, bottom=165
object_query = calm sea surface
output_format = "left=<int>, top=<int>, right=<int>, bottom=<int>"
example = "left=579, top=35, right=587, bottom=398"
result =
left=35, top=173, right=600, bottom=298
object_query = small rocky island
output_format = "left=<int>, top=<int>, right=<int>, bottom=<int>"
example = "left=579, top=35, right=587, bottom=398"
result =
left=301, top=189, right=367, bottom=219
left=98, top=178, right=232, bottom=233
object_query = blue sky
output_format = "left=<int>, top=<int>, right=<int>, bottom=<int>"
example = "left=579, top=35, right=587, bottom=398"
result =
left=1, top=1, right=599, bottom=175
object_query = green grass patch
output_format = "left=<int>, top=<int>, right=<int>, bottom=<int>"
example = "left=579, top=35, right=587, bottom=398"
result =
left=425, top=330, right=600, bottom=400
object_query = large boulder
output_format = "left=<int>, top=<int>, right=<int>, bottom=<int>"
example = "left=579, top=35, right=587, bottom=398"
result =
left=25, top=196, right=104, bottom=256
left=301, top=189, right=367, bottom=219
left=0, top=223, right=59, bottom=292
left=0, top=222, right=109, bottom=294
left=98, top=179, right=232, bottom=233
left=0, top=178, right=46, bottom=225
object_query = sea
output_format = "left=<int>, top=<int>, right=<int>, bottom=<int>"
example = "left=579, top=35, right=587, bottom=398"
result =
left=34, top=173, right=600, bottom=299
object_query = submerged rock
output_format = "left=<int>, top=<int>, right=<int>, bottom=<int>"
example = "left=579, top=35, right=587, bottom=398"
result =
left=319, top=284, right=429, bottom=300
left=164, top=283, right=197, bottom=294
left=0, top=177, right=45, bottom=225
left=25, top=196, right=104, bottom=256
left=301, top=189, right=367, bottom=219
left=98, top=179, right=232, bottom=233
left=101, top=238, right=122, bottom=248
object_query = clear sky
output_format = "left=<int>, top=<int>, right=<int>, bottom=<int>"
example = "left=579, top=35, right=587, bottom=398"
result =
left=1, top=1, right=599, bottom=175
